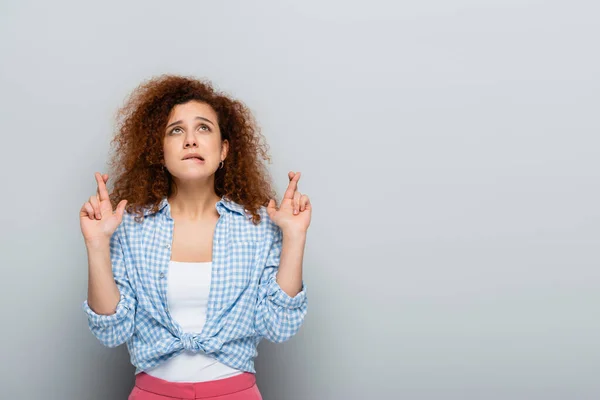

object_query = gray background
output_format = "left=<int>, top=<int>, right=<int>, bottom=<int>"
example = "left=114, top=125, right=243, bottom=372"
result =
left=0, top=0, right=598, bottom=399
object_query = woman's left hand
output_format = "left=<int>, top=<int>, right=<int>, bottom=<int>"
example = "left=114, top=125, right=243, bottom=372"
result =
left=267, top=171, right=312, bottom=236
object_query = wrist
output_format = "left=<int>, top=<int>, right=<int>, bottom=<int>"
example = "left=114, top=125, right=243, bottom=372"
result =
left=282, top=229, right=307, bottom=242
left=85, top=237, right=110, bottom=250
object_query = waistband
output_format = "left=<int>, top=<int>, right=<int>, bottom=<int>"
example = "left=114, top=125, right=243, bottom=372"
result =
left=134, top=371, right=256, bottom=399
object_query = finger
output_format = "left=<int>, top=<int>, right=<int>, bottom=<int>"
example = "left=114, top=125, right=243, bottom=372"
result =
left=293, top=191, right=301, bottom=214
left=299, top=194, right=309, bottom=212
left=95, top=172, right=109, bottom=202
left=95, top=172, right=110, bottom=202
left=85, top=203, right=95, bottom=220
left=97, top=174, right=109, bottom=197
left=81, top=202, right=95, bottom=220
left=303, top=196, right=311, bottom=211
left=89, top=195, right=101, bottom=220
left=283, top=171, right=301, bottom=200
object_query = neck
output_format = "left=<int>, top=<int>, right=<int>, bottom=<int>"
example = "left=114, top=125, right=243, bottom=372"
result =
left=168, top=179, right=221, bottom=220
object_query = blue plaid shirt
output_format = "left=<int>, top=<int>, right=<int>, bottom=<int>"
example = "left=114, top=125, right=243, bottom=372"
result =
left=82, top=196, right=308, bottom=374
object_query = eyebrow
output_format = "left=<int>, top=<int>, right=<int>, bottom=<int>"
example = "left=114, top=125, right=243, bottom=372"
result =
left=166, top=116, right=215, bottom=129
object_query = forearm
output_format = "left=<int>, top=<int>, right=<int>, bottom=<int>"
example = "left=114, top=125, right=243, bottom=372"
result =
left=86, top=239, right=121, bottom=315
left=275, top=231, right=306, bottom=297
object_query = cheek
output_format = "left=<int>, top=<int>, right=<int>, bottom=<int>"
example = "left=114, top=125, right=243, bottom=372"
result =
left=163, top=142, right=178, bottom=161
left=207, top=139, right=224, bottom=157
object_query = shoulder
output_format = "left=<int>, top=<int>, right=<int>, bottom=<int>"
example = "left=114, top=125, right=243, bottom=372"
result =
left=230, top=204, right=281, bottom=242
left=255, top=205, right=281, bottom=237
left=113, top=207, right=148, bottom=239
left=121, top=207, right=145, bottom=226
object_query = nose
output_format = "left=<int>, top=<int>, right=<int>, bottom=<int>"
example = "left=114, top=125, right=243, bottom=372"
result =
left=183, top=132, right=197, bottom=148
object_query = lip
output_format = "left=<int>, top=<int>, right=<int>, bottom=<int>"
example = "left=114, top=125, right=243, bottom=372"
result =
left=182, top=153, right=205, bottom=161
left=184, top=157, right=205, bottom=164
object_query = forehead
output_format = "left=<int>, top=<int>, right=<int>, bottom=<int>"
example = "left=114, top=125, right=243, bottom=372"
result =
left=167, top=100, right=218, bottom=122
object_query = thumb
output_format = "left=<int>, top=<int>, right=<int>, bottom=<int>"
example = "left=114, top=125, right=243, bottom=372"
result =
left=267, top=199, right=277, bottom=217
left=115, top=199, right=128, bottom=221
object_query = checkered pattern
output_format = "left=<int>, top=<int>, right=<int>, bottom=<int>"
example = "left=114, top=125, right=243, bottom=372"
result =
left=82, top=196, right=307, bottom=374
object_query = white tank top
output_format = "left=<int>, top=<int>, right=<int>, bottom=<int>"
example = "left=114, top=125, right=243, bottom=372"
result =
left=144, top=260, right=244, bottom=382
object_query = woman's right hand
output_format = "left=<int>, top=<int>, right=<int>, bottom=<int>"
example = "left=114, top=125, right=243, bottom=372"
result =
left=80, top=172, right=128, bottom=245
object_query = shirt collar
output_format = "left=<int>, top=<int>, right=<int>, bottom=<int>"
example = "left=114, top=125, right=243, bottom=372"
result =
left=142, top=196, right=247, bottom=217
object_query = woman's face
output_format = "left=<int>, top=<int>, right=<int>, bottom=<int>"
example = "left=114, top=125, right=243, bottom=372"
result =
left=163, top=100, right=228, bottom=182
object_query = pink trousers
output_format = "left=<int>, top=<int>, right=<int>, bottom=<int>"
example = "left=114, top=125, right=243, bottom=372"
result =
left=128, top=372, right=263, bottom=400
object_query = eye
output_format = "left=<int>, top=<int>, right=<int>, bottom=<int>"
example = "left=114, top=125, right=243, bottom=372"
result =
left=198, top=124, right=211, bottom=132
left=169, top=127, right=183, bottom=135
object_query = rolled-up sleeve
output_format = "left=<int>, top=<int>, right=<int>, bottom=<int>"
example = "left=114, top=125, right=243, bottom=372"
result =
left=254, top=226, right=308, bottom=343
left=81, top=227, right=137, bottom=347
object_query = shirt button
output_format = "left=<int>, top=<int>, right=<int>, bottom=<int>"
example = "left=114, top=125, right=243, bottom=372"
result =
left=165, top=243, right=171, bottom=249
left=159, top=273, right=165, bottom=279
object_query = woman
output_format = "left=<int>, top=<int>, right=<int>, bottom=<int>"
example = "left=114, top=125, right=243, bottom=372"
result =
left=80, top=75, right=311, bottom=399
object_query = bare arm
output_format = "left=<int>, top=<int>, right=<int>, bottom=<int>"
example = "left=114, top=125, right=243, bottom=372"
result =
left=86, top=239, right=121, bottom=315
left=276, top=231, right=306, bottom=297
left=255, top=171, right=311, bottom=342
left=80, top=172, right=135, bottom=347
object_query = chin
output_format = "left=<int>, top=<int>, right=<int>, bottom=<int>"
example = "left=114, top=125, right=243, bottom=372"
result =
left=173, top=170, right=212, bottom=181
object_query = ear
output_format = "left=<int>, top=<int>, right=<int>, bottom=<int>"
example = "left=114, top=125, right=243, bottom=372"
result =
left=221, top=139, right=229, bottom=161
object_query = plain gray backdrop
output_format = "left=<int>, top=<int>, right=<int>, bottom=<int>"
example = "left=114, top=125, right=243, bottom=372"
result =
left=0, top=1, right=598, bottom=399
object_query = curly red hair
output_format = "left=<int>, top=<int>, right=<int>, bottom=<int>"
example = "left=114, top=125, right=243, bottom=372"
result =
left=107, top=74, right=277, bottom=225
